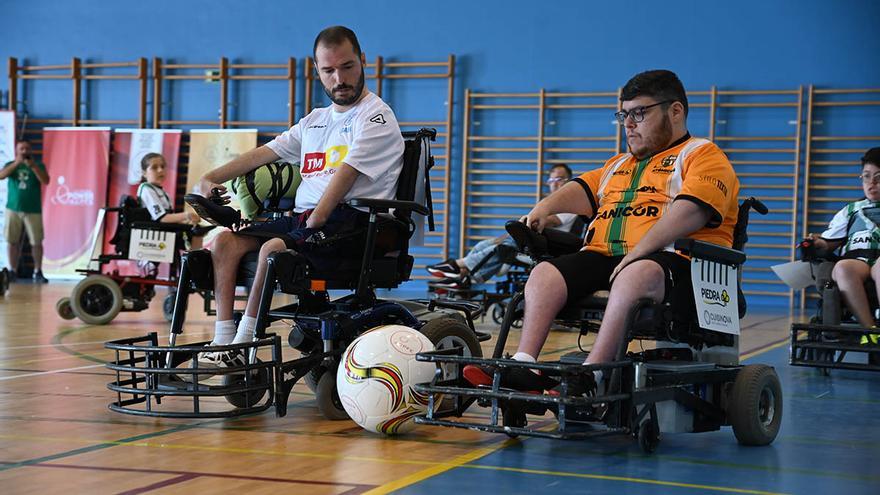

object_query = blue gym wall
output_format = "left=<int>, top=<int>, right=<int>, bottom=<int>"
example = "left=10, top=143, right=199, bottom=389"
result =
left=3, top=0, right=880, bottom=306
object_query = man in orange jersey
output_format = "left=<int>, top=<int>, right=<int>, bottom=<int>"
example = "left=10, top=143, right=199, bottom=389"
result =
left=464, top=70, right=739, bottom=393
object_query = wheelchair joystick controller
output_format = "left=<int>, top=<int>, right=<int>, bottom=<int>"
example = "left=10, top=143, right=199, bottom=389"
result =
left=184, top=188, right=241, bottom=230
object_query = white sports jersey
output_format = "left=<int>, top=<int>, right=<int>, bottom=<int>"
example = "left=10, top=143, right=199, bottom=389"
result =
left=821, top=198, right=880, bottom=257
left=266, top=92, right=404, bottom=213
left=137, top=182, right=172, bottom=221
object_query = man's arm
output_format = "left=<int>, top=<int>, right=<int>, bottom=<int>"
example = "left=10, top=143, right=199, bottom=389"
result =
left=610, top=199, right=712, bottom=280
left=522, top=181, right=594, bottom=232
left=0, top=161, right=17, bottom=180
left=31, top=161, right=49, bottom=185
left=306, top=163, right=360, bottom=229
left=199, top=145, right=280, bottom=197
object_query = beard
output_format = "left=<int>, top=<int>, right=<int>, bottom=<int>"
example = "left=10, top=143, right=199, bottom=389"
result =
left=323, top=67, right=365, bottom=106
left=628, top=114, right=674, bottom=159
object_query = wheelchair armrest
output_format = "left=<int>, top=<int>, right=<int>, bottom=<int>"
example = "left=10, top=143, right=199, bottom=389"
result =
left=797, top=238, right=839, bottom=262
left=674, top=238, right=745, bottom=265
left=349, top=198, right=429, bottom=216
left=131, top=221, right=192, bottom=233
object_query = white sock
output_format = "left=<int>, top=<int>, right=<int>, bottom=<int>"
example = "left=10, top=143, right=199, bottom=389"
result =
left=212, top=320, right=236, bottom=345
left=512, top=352, right=536, bottom=363
left=593, top=370, right=604, bottom=387
left=232, top=316, right=257, bottom=344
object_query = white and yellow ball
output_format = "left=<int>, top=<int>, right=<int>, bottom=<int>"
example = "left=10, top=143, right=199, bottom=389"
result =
left=336, top=325, right=437, bottom=435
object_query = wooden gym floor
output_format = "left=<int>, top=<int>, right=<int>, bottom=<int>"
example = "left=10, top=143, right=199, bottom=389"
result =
left=1, top=282, right=878, bottom=494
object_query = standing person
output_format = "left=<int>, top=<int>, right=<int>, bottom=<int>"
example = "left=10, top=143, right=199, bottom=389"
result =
left=464, top=70, right=740, bottom=393
left=193, top=26, right=404, bottom=366
left=0, top=141, right=50, bottom=283
left=137, top=152, right=205, bottom=251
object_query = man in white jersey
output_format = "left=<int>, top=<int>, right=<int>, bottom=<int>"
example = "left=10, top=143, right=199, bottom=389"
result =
left=196, top=26, right=404, bottom=365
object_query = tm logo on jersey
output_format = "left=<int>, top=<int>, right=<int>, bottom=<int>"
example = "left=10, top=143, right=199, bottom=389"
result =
left=303, top=152, right=326, bottom=173
left=302, top=145, right=350, bottom=175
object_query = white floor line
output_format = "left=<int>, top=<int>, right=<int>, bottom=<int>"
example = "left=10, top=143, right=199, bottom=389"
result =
left=0, top=340, right=115, bottom=350
left=0, top=363, right=107, bottom=381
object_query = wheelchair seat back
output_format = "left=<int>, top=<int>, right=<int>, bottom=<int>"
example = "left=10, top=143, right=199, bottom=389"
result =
left=108, top=195, right=152, bottom=258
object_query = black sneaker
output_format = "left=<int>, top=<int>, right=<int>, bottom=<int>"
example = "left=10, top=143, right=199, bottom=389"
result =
left=33, top=271, right=49, bottom=284
left=549, top=373, right=604, bottom=421
left=427, top=259, right=461, bottom=278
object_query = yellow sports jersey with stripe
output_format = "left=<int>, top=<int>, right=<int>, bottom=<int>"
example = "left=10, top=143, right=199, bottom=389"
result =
left=576, top=136, right=739, bottom=257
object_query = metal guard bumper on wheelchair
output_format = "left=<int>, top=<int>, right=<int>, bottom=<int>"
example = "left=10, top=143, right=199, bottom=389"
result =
left=413, top=350, right=739, bottom=441
left=790, top=322, right=880, bottom=372
left=105, top=332, right=282, bottom=418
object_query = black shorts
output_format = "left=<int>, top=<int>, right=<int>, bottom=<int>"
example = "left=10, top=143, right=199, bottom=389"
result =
left=239, top=204, right=369, bottom=253
left=546, top=250, right=694, bottom=313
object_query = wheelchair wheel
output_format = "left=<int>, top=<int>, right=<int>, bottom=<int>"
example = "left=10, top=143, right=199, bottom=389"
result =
left=220, top=361, right=269, bottom=408
left=315, top=368, right=350, bottom=420
left=728, top=364, right=782, bottom=446
left=419, top=317, right=483, bottom=365
left=637, top=419, right=660, bottom=454
left=70, top=275, right=123, bottom=325
left=490, top=303, right=505, bottom=325
left=162, top=290, right=176, bottom=322
left=502, top=404, right=527, bottom=438
left=56, top=297, right=75, bottom=320
left=303, top=365, right=324, bottom=393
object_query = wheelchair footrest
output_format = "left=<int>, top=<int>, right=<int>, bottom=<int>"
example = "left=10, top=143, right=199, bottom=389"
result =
left=104, top=332, right=283, bottom=418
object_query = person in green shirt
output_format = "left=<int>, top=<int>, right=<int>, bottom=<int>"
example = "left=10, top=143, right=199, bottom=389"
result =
left=0, top=141, right=50, bottom=283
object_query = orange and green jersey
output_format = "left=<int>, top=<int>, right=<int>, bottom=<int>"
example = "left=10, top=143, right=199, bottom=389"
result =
left=573, top=134, right=739, bottom=257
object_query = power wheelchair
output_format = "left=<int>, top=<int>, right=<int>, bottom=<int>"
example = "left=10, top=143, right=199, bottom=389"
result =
left=105, top=128, right=489, bottom=418
left=56, top=196, right=213, bottom=324
left=428, top=220, right=586, bottom=328
left=415, top=198, right=784, bottom=453
left=789, top=239, right=880, bottom=373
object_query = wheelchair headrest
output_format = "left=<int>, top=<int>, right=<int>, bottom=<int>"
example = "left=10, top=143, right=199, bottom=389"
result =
left=395, top=128, right=436, bottom=229
left=119, top=195, right=141, bottom=209
left=732, top=197, right=769, bottom=252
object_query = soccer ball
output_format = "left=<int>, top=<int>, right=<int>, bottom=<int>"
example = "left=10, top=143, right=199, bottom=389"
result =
left=336, top=325, right=437, bottom=435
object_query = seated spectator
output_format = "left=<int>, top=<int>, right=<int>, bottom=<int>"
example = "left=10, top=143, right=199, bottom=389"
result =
left=807, top=147, right=880, bottom=344
left=428, top=164, right=580, bottom=287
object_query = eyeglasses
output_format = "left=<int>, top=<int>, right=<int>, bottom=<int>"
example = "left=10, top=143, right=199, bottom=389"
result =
left=614, top=100, right=672, bottom=124
left=860, top=173, right=880, bottom=184
left=546, top=177, right=568, bottom=185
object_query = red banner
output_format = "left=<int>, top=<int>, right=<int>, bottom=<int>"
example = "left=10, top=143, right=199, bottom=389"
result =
left=41, top=128, right=111, bottom=276
left=105, top=130, right=182, bottom=276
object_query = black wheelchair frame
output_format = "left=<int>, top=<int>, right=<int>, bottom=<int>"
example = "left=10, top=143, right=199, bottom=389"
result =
left=414, top=199, right=783, bottom=453
left=789, top=244, right=880, bottom=373
left=105, top=128, right=490, bottom=418
left=56, top=197, right=214, bottom=325
left=428, top=221, right=586, bottom=328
